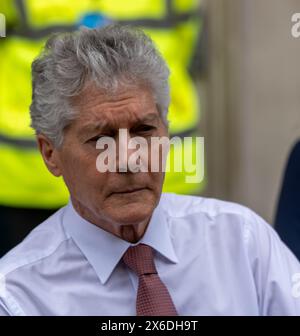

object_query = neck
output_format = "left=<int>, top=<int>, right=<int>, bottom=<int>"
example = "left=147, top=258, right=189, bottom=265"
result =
left=120, top=224, right=148, bottom=243
left=71, top=197, right=150, bottom=243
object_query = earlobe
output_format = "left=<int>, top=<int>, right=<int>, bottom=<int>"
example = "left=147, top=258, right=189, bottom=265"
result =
left=37, top=134, right=62, bottom=177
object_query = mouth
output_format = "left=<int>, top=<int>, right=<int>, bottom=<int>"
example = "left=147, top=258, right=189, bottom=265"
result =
left=109, top=187, right=148, bottom=196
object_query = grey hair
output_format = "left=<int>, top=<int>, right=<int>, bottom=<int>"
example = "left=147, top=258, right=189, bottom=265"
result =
left=30, top=24, right=170, bottom=147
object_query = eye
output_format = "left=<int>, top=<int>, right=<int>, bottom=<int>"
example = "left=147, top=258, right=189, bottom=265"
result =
left=134, top=125, right=156, bottom=134
left=87, top=135, right=110, bottom=143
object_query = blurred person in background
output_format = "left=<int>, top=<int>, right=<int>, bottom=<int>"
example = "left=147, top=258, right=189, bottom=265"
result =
left=0, top=0, right=203, bottom=256
left=275, top=141, right=300, bottom=261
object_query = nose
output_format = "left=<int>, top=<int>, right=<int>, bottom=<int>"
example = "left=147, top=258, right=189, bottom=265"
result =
left=116, top=129, right=136, bottom=173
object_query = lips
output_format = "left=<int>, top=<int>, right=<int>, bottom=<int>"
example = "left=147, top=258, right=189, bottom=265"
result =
left=110, top=187, right=147, bottom=195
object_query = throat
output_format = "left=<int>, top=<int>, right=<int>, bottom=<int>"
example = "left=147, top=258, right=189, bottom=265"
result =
left=120, top=224, right=146, bottom=243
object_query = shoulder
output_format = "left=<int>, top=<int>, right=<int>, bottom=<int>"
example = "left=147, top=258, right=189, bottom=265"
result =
left=159, top=192, right=272, bottom=241
left=160, top=192, right=264, bottom=222
left=0, top=206, right=70, bottom=278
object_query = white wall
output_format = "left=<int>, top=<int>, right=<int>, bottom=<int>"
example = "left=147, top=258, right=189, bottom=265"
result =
left=203, top=0, right=300, bottom=223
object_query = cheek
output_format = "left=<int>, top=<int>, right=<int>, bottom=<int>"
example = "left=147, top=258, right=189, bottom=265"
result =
left=146, top=171, right=165, bottom=194
left=147, top=144, right=169, bottom=172
left=60, top=148, right=99, bottom=185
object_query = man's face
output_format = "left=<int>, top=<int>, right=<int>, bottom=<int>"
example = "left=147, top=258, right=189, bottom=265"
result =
left=51, top=84, right=168, bottom=238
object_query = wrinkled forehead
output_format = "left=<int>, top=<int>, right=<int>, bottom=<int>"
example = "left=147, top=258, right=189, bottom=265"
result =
left=70, top=83, right=159, bottom=129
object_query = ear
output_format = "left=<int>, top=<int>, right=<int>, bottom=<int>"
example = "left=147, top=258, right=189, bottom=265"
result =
left=37, top=134, right=62, bottom=177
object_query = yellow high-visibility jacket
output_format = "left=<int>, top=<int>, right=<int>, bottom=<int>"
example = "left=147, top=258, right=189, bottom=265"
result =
left=0, top=0, right=204, bottom=208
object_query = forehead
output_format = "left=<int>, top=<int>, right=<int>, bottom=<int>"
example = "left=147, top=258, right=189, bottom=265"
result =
left=71, top=84, right=158, bottom=129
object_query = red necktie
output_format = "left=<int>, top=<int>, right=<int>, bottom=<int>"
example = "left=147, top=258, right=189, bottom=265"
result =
left=122, top=243, right=178, bottom=316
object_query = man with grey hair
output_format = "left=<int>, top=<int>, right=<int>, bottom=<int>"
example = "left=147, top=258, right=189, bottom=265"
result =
left=0, top=24, right=300, bottom=316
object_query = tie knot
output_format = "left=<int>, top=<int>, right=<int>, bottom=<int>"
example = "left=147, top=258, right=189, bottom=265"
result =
left=122, top=244, right=157, bottom=276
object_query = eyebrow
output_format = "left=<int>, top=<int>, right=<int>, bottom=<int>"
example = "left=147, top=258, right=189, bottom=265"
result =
left=139, top=113, right=159, bottom=123
left=80, top=120, right=109, bottom=135
left=80, top=113, right=159, bottom=134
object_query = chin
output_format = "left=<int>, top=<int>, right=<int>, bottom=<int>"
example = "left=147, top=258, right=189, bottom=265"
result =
left=102, top=189, right=159, bottom=225
left=112, top=203, right=154, bottom=226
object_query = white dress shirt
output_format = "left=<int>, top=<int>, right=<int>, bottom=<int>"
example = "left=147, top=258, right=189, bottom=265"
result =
left=0, top=192, right=300, bottom=316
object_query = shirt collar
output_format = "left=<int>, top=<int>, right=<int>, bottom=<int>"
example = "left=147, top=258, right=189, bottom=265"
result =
left=62, top=197, right=178, bottom=285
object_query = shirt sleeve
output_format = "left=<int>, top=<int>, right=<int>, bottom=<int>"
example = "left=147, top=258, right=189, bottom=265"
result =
left=0, top=300, right=11, bottom=316
left=245, top=210, right=300, bottom=315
